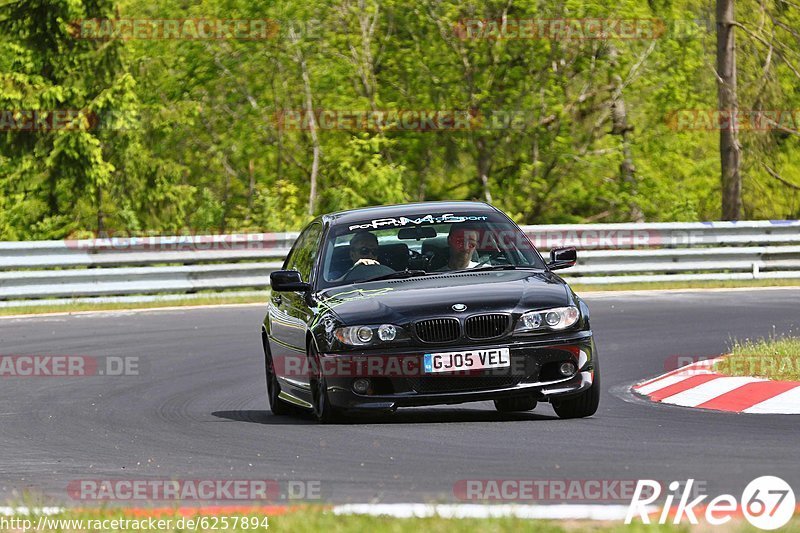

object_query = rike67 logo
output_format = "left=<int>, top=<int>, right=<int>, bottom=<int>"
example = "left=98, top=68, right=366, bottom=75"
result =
left=626, top=476, right=796, bottom=530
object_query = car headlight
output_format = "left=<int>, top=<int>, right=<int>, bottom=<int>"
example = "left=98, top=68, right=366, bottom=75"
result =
left=516, top=306, right=580, bottom=332
left=377, top=324, right=396, bottom=341
left=334, top=324, right=405, bottom=346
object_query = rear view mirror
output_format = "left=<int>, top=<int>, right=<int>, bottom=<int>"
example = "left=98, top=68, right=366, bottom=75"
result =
left=270, top=270, right=310, bottom=292
left=397, top=226, right=437, bottom=240
left=547, top=247, right=577, bottom=270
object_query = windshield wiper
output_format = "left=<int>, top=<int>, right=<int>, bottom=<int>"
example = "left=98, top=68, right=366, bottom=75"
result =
left=448, top=265, right=539, bottom=274
left=361, top=269, right=430, bottom=283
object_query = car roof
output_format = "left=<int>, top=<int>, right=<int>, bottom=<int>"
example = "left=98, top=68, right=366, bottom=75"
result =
left=322, top=201, right=499, bottom=227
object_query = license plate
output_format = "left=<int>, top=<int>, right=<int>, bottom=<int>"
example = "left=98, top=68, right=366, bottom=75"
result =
left=423, top=348, right=510, bottom=374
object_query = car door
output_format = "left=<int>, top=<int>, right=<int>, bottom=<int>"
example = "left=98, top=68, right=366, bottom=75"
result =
left=268, top=221, right=323, bottom=399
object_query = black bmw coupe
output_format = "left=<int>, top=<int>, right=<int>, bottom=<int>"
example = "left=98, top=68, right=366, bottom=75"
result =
left=261, top=201, right=598, bottom=422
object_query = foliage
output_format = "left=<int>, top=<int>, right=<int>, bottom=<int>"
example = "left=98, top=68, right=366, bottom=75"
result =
left=1, top=0, right=799, bottom=239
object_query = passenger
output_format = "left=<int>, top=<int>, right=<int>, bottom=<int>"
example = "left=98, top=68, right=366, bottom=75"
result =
left=438, top=225, right=480, bottom=271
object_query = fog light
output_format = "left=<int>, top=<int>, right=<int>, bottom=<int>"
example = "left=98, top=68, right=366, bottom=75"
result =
left=353, top=378, right=371, bottom=394
left=559, top=361, right=577, bottom=376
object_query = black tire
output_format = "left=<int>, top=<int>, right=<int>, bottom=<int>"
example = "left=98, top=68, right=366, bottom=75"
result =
left=309, top=344, right=343, bottom=424
left=552, top=364, right=600, bottom=419
left=263, top=336, right=291, bottom=416
left=494, top=396, right=537, bottom=412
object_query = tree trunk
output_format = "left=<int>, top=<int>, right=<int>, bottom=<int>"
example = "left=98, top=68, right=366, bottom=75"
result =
left=248, top=159, right=255, bottom=214
left=476, top=138, right=493, bottom=204
left=96, top=185, right=106, bottom=237
left=609, top=45, right=643, bottom=222
left=290, top=27, right=320, bottom=216
left=717, top=0, right=742, bottom=220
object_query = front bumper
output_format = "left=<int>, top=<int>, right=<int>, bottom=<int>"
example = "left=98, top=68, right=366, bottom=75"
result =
left=320, top=332, right=596, bottom=412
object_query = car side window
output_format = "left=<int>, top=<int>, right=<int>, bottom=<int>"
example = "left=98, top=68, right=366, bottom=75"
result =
left=285, top=222, right=323, bottom=283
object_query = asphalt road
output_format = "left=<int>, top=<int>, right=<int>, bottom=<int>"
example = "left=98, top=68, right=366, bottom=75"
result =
left=1, top=288, right=798, bottom=506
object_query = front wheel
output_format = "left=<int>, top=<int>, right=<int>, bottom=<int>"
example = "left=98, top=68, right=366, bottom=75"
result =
left=309, top=344, right=343, bottom=424
left=264, top=338, right=291, bottom=416
left=551, top=368, right=600, bottom=419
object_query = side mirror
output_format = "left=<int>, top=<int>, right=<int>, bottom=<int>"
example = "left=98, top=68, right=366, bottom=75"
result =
left=270, top=270, right=310, bottom=292
left=547, top=247, right=577, bottom=270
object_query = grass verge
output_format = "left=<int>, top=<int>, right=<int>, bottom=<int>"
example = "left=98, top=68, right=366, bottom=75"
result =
left=715, top=336, right=800, bottom=381
left=3, top=507, right=799, bottom=533
left=572, top=278, right=800, bottom=293
left=0, top=294, right=267, bottom=317
left=235, top=510, right=796, bottom=532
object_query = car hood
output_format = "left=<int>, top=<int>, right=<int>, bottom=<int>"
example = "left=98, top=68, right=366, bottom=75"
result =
left=315, top=270, right=571, bottom=325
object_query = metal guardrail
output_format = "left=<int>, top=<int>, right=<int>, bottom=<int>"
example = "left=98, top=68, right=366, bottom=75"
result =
left=0, top=221, right=798, bottom=305
left=526, top=220, right=800, bottom=284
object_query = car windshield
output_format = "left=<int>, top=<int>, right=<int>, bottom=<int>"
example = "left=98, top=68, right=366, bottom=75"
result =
left=317, top=212, right=545, bottom=289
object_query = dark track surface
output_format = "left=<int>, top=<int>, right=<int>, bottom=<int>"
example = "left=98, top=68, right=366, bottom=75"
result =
left=1, top=288, right=798, bottom=505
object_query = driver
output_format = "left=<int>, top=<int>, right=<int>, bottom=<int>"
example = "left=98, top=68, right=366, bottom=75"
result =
left=329, top=230, right=386, bottom=281
left=348, top=230, right=380, bottom=268
left=438, top=224, right=480, bottom=271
